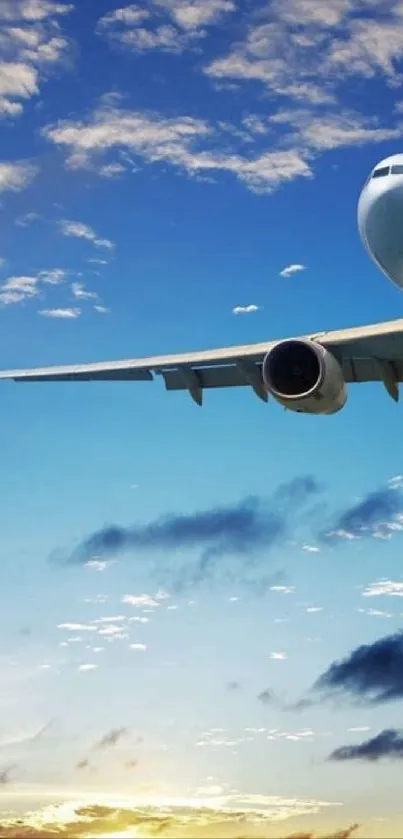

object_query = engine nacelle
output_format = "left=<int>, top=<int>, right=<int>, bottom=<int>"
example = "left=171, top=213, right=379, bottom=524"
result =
left=262, top=339, right=347, bottom=414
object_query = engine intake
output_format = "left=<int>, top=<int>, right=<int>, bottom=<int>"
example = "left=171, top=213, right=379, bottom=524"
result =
left=262, top=339, right=347, bottom=414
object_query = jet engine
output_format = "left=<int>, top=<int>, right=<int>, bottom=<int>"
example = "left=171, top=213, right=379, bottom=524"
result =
left=261, top=339, right=347, bottom=414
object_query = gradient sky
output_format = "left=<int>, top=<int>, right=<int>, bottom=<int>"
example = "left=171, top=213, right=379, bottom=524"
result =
left=3, top=1, right=403, bottom=837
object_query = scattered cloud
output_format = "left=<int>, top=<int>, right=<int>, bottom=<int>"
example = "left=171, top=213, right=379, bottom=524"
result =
left=58, top=220, right=115, bottom=250
left=78, top=664, right=98, bottom=672
left=269, top=651, right=287, bottom=660
left=280, top=263, right=306, bottom=278
left=232, top=304, right=260, bottom=315
left=329, top=729, right=403, bottom=762
left=94, top=304, right=109, bottom=314
left=39, top=307, right=81, bottom=318
left=130, top=643, right=147, bottom=651
left=0, top=0, right=73, bottom=117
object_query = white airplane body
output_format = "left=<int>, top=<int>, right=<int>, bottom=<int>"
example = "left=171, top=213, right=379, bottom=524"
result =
left=2, top=154, right=403, bottom=416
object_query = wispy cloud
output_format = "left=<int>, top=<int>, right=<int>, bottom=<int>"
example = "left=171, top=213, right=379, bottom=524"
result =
left=60, top=475, right=322, bottom=587
left=43, top=101, right=313, bottom=194
left=280, top=263, right=306, bottom=277
left=362, top=579, right=403, bottom=597
left=329, top=729, right=403, bottom=762
left=71, top=281, right=99, bottom=301
left=58, top=220, right=115, bottom=250
left=320, top=486, right=403, bottom=543
left=39, top=307, right=81, bottom=318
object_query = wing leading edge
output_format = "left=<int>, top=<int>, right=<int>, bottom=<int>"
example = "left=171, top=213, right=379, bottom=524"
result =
left=1, top=318, right=403, bottom=405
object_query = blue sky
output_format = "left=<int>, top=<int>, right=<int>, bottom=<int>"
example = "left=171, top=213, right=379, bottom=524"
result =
left=3, top=1, right=403, bottom=837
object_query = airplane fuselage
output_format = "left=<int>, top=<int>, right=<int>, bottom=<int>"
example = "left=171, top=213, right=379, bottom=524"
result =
left=358, top=153, right=403, bottom=289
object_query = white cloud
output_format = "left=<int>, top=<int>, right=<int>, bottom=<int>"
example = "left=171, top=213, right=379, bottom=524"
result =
left=347, top=726, right=371, bottom=733
left=128, top=616, right=150, bottom=624
left=270, top=585, right=295, bottom=594
left=71, top=281, right=98, bottom=301
left=306, top=606, right=323, bottom=613
left=43, top=102, right=313, bottom=194
left=78, top=663, right=98, bottom=672
left=0, top=268, right=69, bottom=306
left=232, top=304, right=259, bottom=315
left=99, top=162, right=126, bottom=178
left=362, top=579, right=403, bottom=597
left=130, top=643, right=147, bottom=651
left=301, top=544, right=320, bottom=553
left=0, top=274, right=40, bottom=305
left=122, top=593, right=163, bottom=608
left=85, top=559, right=116, bottom=571
left=269, top=651, right=287, bottom=660
left=97, top=0, right=234, bottom=55
left=94, top=304, right=110, bottom=314
left=153, top=0, right=235, bottom=31
left=93, top=616, right=126, bottom=624
left=0, top=2, right=73, bottom=23
left=58, top=623, right=94, bottom=631
left=58, top=220, right=115, bottom=250
left=98, top=625, right=125, bottom=636
left=0, top=160, right=37, bottom=193
left=38, top=268, right=66, bottom=284
left=279, top=263, right=306, bottom=278
left=39, top=307, right=81, bottom=318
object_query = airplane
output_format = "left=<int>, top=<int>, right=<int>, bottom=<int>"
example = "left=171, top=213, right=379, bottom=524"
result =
left=1, top=153, right=403, bottom=416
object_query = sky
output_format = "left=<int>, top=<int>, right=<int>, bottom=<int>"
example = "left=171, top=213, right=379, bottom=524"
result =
left=5, top=0, right=403, bottom=837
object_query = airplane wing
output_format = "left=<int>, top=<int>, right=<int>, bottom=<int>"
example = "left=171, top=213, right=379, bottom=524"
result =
left=1, top=318, right=403, bottom=405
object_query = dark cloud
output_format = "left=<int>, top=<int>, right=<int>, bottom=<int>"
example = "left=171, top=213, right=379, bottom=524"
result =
left=320, top=487, right=403, bottom=541
left=76, top=758, right=89, bottom=770
left=0, top=765, right=16, bottom=785
left=56, top=475, right=321, bottom=588
left=94, top=727, right=129, bottom=750
left=257, top=689, right=274, bottom=705
left=329, top=729, right=403, bottom=762
left=227, top=680, right=241, bottom=690
left=125, top=758, right=138, bottom=769
left=313, top=631, right=403, bottom=704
